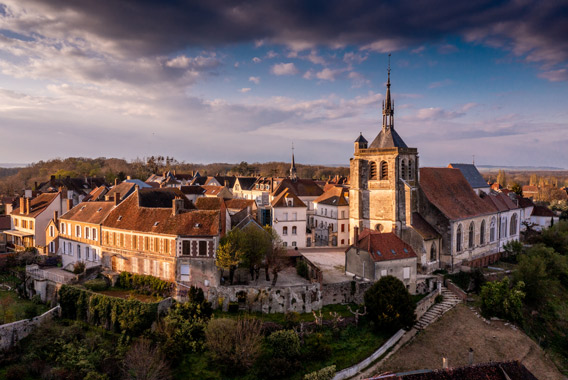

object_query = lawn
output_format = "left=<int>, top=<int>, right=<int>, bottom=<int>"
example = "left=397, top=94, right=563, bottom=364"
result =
left=213, top=303, right=359, bottom=323
left=0, top=290, right=50, bottom=324
left=95, top=287, right=163, bottom=303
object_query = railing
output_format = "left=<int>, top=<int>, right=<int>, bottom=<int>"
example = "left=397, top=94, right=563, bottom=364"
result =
left=26, top=265, right=72, bottom=284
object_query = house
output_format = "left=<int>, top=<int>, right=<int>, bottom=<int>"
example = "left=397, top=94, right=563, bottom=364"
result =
left=530, top=205, right=558, bottom=231
left=0, top=215, right=11, bottom=252
left=195, top=197, right=231, bottom=236
left=312, top=186, right=350, bottom=247
left=224, top=198, right=257, bottom=227
left=57, top=201, right=115, bottom=268
left=202, top=185, right=233, bottom=200
left=6, top=192, right=70, bottom=252
left=232, top=176, right=284, bottom=225
left=345, top=228, right=417, bottom=293
left=101, top=188, right=221, bottom=289
left=180, top=185, right=206, bottom=203
left=522, top=185, right=539, bottom=199
left=271, top=189, right=307, bottom=248
left=37, top=175, right=106, bottom=205
left=448, top=163, right=490, bottom=195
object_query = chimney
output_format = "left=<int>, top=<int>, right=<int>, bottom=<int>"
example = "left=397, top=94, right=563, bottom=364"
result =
left=354, top=226, right=359, bottom=242
left=172, top=197, right=184, bottom=216
left=53, top=211, right=58, bottom=225
left=442, top=356, right=448, bottom=370
left=135, top=184, right=139, bottom=191
left=25, top=198, right=30, bottom=215
left=114, top=178, right=118, bottom=186
left=67, top=198, right=73, bottom=211
left=20, top=197, right=25, bottom=214
left=114, top=192, right=121, bottom=206
left=468, top=348, right=474, bottom=365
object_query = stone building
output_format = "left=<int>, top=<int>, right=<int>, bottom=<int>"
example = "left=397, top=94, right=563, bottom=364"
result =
left=271, top=189, right=307, bottom=248
left=312, top=185, right=350, bottom=247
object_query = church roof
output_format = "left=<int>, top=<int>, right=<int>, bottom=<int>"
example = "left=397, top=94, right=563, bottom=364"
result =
left=448, top=163, right=489, bottom=189
left=368, top=127, right=408, bottom=149
left=355, top=133, right=367, bottom=143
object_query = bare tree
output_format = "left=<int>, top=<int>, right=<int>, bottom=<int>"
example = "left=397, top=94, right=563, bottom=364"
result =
left=347, top=305, right=367, bottom=326
left=122, top=339, right=171, bottom=380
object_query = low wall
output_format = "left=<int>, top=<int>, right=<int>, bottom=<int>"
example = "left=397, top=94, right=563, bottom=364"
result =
left=0, top=306, right=61, bottom=351
left=332, top=329, right=406, bottom=380
left=444, top=279, right=468, bottom=301
left=321, top=281, right=373, bottom=306
left=208, top=283, right=322, bottom=314
left=157, top=297, right=174, bottom=315
left=415, top=288, right=440, bottom=320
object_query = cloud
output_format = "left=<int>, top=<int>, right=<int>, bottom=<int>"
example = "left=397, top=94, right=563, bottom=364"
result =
left=265, top=50, right=278, bottom=59
left=437, top=44, right=459, bottom=54
left=249, top=76, right=260, bottom=84
left=252, top=57, right=262, bottom=63
left=343, top=52, right=368, bottom=64
left=428, top=79, right=453, bottom=89
left=361, top=39, right=406, bottom=53
left=412, top=107, right=465, bottom=121
left=306, top=50, right=326, bottom=65
left=270, top=62, right=298, bottom=76
left=315, top=68, right=343, bottom=81
left=239, top=87, right=251, bottom=93
left=411, top=46, right=426, bottom=54
left=538, top=69, right=568, bottom=82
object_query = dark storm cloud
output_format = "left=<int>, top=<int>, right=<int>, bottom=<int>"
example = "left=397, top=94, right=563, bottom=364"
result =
left=8, top=0, right=568, bottom=63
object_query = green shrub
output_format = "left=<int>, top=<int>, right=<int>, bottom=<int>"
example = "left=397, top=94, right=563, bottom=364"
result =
left=296, top=260, right=309, bottom=279
left=267, top=329, right=300, bottom=359
left=84, top=278, right=109, bottom=292
left=23, top=303, right=39, bottom=319
left=303, top=365, right=336, bottom=380
left=116, top=272, right=173, bottom=297
left=364, top=276, right=416, bottom=332
left=303, top=332, right=332, bottom=361
left=73, top=261, right=86, bottom=274
left=31, top=294, right=43, bottom=304
left=284, top=311, right=300, bottom=329
left=480, top=277, right=525, bottom=322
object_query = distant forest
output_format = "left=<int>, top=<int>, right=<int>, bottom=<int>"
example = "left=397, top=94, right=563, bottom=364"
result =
left=0, top=157, right=349, bottom=195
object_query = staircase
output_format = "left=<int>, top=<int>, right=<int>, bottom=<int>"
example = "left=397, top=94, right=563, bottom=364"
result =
left=415, top=287, right=461, bottom=330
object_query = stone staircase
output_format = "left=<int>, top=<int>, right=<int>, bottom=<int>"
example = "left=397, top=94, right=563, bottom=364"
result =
left=414, top=287, right=461, bottom=330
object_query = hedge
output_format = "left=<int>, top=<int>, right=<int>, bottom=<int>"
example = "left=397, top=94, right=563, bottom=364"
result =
left=116, top=272, right=173, bottom=297
left=59, top=285, right=159, bottom=335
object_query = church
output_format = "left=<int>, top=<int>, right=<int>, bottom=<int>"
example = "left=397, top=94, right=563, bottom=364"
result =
left=347, top=66, right=519, bottom=280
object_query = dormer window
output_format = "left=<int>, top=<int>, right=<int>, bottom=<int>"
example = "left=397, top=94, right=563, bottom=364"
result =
left=153, top=221, right=159, bottom=227
left=391, top=249, right=396, bottom=255
left=194, top=223, right=201, bottom=228
left=117, top=216, right=123, bottom=221
left=97, top=207, right=102, bottom=212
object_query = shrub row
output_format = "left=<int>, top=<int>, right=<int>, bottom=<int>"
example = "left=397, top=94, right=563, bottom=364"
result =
left=59, top=285, right=158, bottom=335
left=116, top=272, right=173, bottom=297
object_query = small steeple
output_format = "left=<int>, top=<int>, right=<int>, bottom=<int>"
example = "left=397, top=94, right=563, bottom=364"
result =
left=290, top=143, right=297, bottom=181
left=382, top=53, right=394, bottom=130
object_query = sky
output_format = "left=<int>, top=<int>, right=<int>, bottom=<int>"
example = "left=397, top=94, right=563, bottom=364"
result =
left=0, top=1, right=567, bottom=168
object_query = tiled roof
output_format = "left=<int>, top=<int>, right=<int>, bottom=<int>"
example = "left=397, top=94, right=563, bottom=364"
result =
left=480, top=192, right=519, bottom=212
left=106, top=182, right=136, bottom=201
left=225, top=199, right=255, bottom=211
left=410, top=213, right=440, bottom=240
left=11, top=192, right=59, bottom=218
left=60, top=201, right=115, bottom=224
left=313, top=186, right=349, bottom=206
left=88, top=186, right=108, bottom=201
left=420, top=168, right=495, bottom=220
left=354, top=229, right=417, bottom=262
left=272, top=178, right=324, bottom=198
left=448, top=163, right=489, bottom=189
left=271, top=189, right=307, bottom=208
left=103, top=191, right=220, bottom=236
left=518, top=197, right=535, bottom=209
left=195, top=197, right=225, bottom=210
left=386, top=360, right=538, bottom=379
left=38, top=177, right=106, bottom=194
left=531, top=205, right=554, bottom=217
left=202, top=185, right=226, bottom=196
left=522, top=185, right=538, bottom=193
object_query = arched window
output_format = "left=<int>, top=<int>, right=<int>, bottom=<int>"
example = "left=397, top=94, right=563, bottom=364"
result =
left=480, top=220, right=486, bottom=245
left=456, top=224, right=462, bottom=252
left=401, top=159, right=407, bottom=179
left=430, top=243, right=437, bottom=262
left=468, top=222, right=475, bottom=249
left=380, top=161, right=388, bottom=180
left=501, top=217, right=507, bottom=238
left=490, top=217, right=496, bottom=242
left=292, top=226, right=297, bottom=235
left=370, top=162, right=377, bottom=180
left=283, top=226, right=288, bottom=235
left=510, top=214, right=518, bottom=236
left=408, top=159, right=414, bottom=180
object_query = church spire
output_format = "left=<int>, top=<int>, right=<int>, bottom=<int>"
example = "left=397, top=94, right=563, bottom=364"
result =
left=290, top=143, right=297, bottom=181
left=382, top=54, right=394, bottom=130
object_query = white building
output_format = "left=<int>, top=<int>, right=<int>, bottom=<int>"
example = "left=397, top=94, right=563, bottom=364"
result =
left=312, top=186, right=350, bottom=247
left=271, top=189, right=307, bottom=248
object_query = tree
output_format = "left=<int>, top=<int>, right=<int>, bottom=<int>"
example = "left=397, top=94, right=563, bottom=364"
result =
left=364, top=276, right=416, bottom=332
left=496, top=169, right=507, bottom=187
left=216, top=235, right=243, bottom=285
left=502, top=240, right=523, bottom=257
left=480, top=277, right=525, bottom=322
left=123, top=339, right=171, bottom=380
left=510, top=182, right=523, bottom=197
left=240, top=225, right=271, bottom=282
left=264, top=226, right=286, bottom=284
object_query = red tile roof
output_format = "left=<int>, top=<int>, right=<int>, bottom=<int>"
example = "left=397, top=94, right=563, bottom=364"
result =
left=224, top=199, right=255, bottom=211
left=480, top=192, right=519, bottom=212
left=518, top=197, right=535, bottom=209
left=195, top=197, right=225, bottom=210
left=60, top=201, right=115, bottom=224
left=271, top=189, right=307, bottom=208
left=354, top=229, right=417, bottom=262
left=531, top=205, right=554, bottom=217
left=11, top=192, right=59, bottom=218
left=420, top=168, right=495, bottom=220
left=272, top=178, right=324, bottom=198
left=313, top=186, right=349, bottom=206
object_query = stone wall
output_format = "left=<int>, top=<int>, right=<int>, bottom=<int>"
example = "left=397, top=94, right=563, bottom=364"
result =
left=321, top=280, right=373, bottom=306
left=415, top=288, right=440, bottom=320
left=208, top=283, right=322, bottom=314
left=444, top=279, right=468, bottom=301
left=0, top=306, right=61, bottom=351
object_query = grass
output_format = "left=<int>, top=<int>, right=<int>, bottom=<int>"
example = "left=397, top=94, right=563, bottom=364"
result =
left=0, top=290, right=50, bottom=324
left=95, top=287, right=163, bottom=303
left=213, top=303, right=357, bottom=323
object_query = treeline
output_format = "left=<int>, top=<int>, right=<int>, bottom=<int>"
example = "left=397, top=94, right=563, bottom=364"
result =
left=0, top=157, right=349, bottom=195
left=481, top=169, right=568, bottom=188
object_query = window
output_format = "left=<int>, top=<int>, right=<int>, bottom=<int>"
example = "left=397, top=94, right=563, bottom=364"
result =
left=154, top=237, right=160, bottom=252
left=144, top=236, right=150, bottom=251
left=370, top=162, right=377, bottom=180
left=164, top=239, right=169, bottom=254
left=49, top=241, right=55, bottom=254
left=68, top=242, right=72, bottom=256
left=182, top=241, right=191, bottom=255
left=49, top=225, right=54, bottom=237
left=401, top=159, right=407, bottom=179
left=93, top=249, right=99, bottom=262
left=144, top=259, right=150, bottom=275
left=131, top=257, right=138, bottom=273
left=324, top=208, right=327, bottom=216
left=132, top=235, right=138, bottom=249
left=341, top=224, right=345, bottom=232
left=430, top=243, right=437, bottom=262
left=480, top=220, right=486, bottom=245
left=180, top=264, right=190, bottom=281
left=283, top=226, right=288, bottom=235
left=292, top=212, right=297, bottom=221
left=22, top=220, right=27, bottom=229
left=67, top=223, right=71, bottom=235
left=283, top=242, right=287, bottom=247
left=408, top=159, right=414, bottom=180
left=341, top=210, right=345, bottom=219
left=283, top=212, right=288, bottom=221
left=292, top=226, right=297, bottom=235
left=292, top=241, right=297, bottom=247
left=120, top=234, right=125, bottom=247
left=510, top=214, right=518, bottom=236
left=60, top=223, right=65, bottom=234
left=153, top=260, right=159, bottom=277
left=14, top=219, right=18, bottom=227
left=403, top=267, right=410, bottom=279
left=113, top=232, right=117, bottom=246
left=77, top=244, right=81, bottom=259
left=29, top=221, right=34, bottom=230
left=490, top=217, right=496, bottom=242
left=198, top=241, right=207, bottom=256
left=501, top=217, right=508, bottom=238
left=76, top=225, right=81, bottom=237
left=85, top=227, right=89, bottom=239
left=456, top=224, right=462, bottom=252
left=468, top=222, right=475, bottom=249
left=92, top=228, right=97, bottom=241
left=163, top=262, right=170, bottom=279
left=380, top=269, right=387, bottom=277
left=85, top=247, right=90, bottom=261
left=380, top=161, right=388, bottom=180
left=341, top=239, right=345, bottom=245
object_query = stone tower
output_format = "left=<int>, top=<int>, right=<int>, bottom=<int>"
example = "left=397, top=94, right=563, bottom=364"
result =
left=349, top=66, right=419, bottom=241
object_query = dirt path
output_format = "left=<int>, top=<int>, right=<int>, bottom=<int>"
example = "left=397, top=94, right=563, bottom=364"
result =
left=359, top=303, right=566, bottom=380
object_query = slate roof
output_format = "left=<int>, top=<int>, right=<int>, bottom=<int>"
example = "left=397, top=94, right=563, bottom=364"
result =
left=180, top=185, right=206, bottom=195
left=235, top=177, right=258, bottom=191
left=313, top=186, right=349, bottom=206
left=106, top=182, right=136, bottom=201
left=368, top=127, right=408, bottom=149
left=419, top=168, right=495, bottom=220
left=410, top=213, right=440, bottom=240
left=272, top=178, right=324, bottom=198
left=382, top=360, right=538, bottom=379
left=271, top=189, right=307, bottom=208
left=448, top=163, right=489, bottom=189
left=103, top=191, right=219, bottom=236
left=531, top=205, right=554, bottom=217
left=355, top=133, right=368, bottom=143
left=138, top=188, right=194, bottom=209
left=37, top=177, right=106, bottom=194
left=11, top=193, right=59, bottom=218
left=353, top=229, right=417, bottom=262
left=60, top=201, right=115, bottom=224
